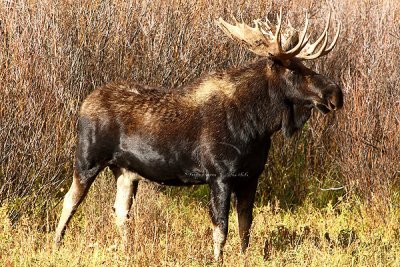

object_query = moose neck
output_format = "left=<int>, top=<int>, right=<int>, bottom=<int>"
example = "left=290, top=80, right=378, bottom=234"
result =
left=211, top=59, right=287, bottom=143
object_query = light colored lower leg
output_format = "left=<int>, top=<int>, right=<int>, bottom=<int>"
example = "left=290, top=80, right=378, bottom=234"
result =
left=213, top=225, right=226, bottom=261
left=113, top=169, right=137, bottom=245
left=54, top=178, right=86, bottom=246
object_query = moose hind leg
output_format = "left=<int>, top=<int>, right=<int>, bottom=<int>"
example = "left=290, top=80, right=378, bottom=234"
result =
left=54, top=169, right=98, bottom=247
left=209, top=179, right=231, bottom=261
left=112, top=168, right=138, bottom=247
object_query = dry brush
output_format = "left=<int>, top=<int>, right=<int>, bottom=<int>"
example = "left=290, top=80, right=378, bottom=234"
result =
left=0, top=0, right=399, bottom=221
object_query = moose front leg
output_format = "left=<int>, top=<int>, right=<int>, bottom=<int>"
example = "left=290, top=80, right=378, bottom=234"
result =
left=233, top=178, right=258, bottom=253
left=112, top=168, right=138, bottom=247
left=209, top=179, right=231, bottom=261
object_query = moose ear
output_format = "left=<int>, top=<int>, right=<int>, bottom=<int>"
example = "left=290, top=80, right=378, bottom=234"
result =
left=282, top=103, right=312, bottom=138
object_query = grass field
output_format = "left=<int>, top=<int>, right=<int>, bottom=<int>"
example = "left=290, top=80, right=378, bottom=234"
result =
left=1, top=0, right=400, bottom=265
left=1, top=177, right=400, bottom=266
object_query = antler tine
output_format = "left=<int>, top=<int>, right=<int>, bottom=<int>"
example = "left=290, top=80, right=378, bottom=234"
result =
left=283, top=12, right=310, bottom=57
left=275, top=7, right=283, bottom=52
left=254, top=19, right=272, bottom=43
left=301, top=11, right=331, bottom=56
left=264, top=16, right=275, bottom=31
left=297, top=11, right=340, bottom=60
left=274, top=8, right=283, bottom=38
left=301, top=32, right=329, bottom=59
left=319, top=21, right=341, bottom=56
left=257, top=19, right=271, bottom=32
left=256, top=18, right=275, bottom=39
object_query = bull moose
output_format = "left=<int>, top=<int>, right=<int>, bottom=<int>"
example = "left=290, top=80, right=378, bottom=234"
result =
left=54, top=9, right=343, bottom=261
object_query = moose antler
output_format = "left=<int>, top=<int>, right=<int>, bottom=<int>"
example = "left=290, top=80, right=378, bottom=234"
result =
left=217, top=8, right=340, bottom=60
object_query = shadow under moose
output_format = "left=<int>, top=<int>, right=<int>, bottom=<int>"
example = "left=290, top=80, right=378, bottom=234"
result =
left=54, top=8, right=343, bottom=262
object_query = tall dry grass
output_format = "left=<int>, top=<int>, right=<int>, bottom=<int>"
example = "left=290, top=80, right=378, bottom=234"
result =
left=0, top=0, right=399, bottom=221
left=1, top=177, right=400, bottom=266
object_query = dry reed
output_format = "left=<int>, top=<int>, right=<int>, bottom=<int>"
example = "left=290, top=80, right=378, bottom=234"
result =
left=0, top=0, right=399, bottom=220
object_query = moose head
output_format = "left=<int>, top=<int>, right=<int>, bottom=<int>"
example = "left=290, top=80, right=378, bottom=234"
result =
left=217, top=9, right=343, bottom=136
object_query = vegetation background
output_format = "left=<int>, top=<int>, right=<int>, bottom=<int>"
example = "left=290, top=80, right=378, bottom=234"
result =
left=0, top=0, right=399, bottom=265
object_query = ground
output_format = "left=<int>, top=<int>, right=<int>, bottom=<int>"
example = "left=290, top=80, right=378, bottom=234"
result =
left=1, top=173, right=399, bottom=266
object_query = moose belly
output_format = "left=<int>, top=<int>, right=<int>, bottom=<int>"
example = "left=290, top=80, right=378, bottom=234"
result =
left=112, top=137, right=207, bottom=186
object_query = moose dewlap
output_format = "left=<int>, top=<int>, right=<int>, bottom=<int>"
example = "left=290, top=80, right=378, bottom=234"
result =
left=54, top=9, right=343, bottom=261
